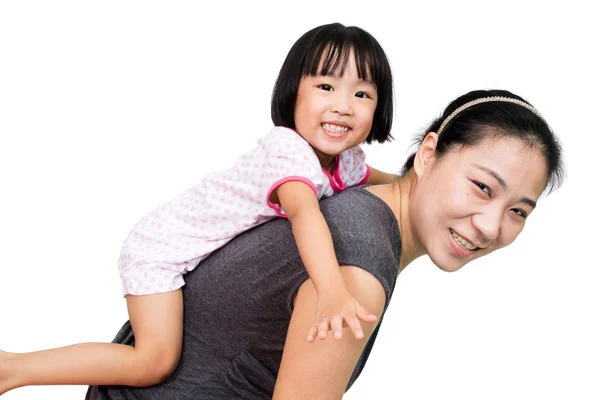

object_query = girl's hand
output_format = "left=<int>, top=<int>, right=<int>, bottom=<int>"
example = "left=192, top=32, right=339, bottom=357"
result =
left=306, top=284, right=378, bottom=342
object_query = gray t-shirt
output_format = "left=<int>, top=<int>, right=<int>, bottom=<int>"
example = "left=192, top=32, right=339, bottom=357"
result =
left=86, top=186, right=401, bottom=399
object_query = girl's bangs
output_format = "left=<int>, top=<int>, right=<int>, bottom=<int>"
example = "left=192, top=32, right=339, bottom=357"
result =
left=302, top=39, right=374, bottom=82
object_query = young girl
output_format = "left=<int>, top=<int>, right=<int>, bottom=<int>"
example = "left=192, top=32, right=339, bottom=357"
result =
left=0, top=22, right=396, bottom=392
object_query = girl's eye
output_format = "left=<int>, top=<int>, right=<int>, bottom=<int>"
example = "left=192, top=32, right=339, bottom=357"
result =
left=317, top=84, right=333, bottom=91
left=511, top=209, right=528, bottom=219
left=355, top=91, right=370, bottom=99
left=473, top=181, right=491, bottom=196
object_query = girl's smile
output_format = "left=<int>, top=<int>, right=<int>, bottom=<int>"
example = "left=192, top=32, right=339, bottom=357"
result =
left=293, top=50, right=378, bottom=169
left=321, top=122, right=351, bottom=138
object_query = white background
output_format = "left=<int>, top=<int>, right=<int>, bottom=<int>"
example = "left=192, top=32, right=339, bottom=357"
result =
left=1, top=1, right=598, bottom=399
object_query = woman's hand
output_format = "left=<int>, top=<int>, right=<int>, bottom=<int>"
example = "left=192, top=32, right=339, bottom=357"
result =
left=307, top=283, right=378, bottom=342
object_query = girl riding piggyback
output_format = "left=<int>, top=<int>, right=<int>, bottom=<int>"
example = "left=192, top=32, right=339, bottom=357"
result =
left=0, top=22, right=396, bottom=394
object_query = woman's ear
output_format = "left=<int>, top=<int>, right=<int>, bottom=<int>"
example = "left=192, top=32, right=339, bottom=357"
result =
left=413, top=132, right=439, bottom=178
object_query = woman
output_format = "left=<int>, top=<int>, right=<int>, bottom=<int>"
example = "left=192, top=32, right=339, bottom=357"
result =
left=3, top=89, right=564, bottom=399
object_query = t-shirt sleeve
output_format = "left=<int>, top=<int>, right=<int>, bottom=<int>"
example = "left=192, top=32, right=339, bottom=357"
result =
left=85, top=187, right=400, bottom=400
left=259, top=127, right=327, bottom=217
left=338, top=145, right=371, bottom=187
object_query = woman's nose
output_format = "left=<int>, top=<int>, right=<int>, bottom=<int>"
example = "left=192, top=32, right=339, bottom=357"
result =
left=471, top=208, right=502, bottom=241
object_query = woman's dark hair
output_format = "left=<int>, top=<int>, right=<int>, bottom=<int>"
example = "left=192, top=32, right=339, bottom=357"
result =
left=271, top=22, right=394, bottom=144
left=402, top=89, right=565, bottom=193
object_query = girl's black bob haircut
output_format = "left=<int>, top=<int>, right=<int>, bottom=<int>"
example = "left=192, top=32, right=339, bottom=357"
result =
left=271, top=22, right=394, bottom=144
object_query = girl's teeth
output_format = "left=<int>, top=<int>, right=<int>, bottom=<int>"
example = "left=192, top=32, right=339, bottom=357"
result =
left=322, top=123, right=349, bottom=133
left=451, top=230, right=477, bottom=250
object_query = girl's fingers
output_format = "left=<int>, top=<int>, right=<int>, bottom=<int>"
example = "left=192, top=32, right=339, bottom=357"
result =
left=330, top=316, right=343, bottom=341
left=317, top=318, right=330, bottom=340
left=306, top=325, right=318, bottom=342
left=344, top=315, right=364, bottom=340
left=356, top=302, right=378, bottom=324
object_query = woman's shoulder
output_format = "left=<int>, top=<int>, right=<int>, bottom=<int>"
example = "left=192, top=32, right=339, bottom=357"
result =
left=321, top=186, right=400, bottom=252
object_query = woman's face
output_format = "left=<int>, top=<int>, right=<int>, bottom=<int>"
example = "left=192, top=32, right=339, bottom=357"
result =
left=411, top=133, right=549, bottom=272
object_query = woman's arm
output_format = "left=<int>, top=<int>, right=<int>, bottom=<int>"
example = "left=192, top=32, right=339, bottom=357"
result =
left=272, top=265, right=387, bottom=399
left=274, top=181, right=377, bottom=342
left=366, top=167, right=398, bottom=185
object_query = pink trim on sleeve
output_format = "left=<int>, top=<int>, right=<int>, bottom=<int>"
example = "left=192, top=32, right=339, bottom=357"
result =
left=265, top=176, right=318, bottom=218
left=358, top=164, right=371, bottom=185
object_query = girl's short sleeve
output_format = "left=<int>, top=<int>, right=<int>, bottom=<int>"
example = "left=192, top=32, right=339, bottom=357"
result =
left=338, top=145, right=371, bottom=187
left=257, top=127, right=327, bottom=217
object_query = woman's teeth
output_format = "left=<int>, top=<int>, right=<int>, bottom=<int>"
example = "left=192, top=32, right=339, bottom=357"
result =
left=451, top=230, right=477, bottom=250
left=322, top=123, right=349, bottom=133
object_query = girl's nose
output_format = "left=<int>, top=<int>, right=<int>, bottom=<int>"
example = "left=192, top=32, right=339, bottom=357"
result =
left=330, top=94, right=353, bottom=116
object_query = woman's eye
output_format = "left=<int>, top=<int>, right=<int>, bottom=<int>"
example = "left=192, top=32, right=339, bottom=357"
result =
left=355, top=91, right=370, bottom=99
left=474, top=181, right=491, bottom=196
left=317, top=84, right=333, bottom=91
left=512, top=209, right=528, bottom=219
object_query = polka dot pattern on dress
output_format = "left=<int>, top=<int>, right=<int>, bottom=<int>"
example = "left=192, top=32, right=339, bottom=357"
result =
left=118, top=127, right=370, bottom=296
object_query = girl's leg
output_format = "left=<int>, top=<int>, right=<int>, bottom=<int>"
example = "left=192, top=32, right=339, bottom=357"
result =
left=0, top=289, right=183, bottom=395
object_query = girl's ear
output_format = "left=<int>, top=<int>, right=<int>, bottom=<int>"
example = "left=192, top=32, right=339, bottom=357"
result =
left=413, top=132, right=439, bottom=178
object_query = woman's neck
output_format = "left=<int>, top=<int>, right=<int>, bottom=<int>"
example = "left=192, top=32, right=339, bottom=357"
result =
left=365, top=174, right=425, bottom=274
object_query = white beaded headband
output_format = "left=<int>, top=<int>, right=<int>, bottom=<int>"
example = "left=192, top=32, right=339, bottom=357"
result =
left=436, top=96, right=546, bottom=135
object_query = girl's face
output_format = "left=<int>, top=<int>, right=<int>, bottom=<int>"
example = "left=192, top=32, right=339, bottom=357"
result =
left=293, top=51, right=377, bottom=169
left=411, top=133, right=549, bottom=272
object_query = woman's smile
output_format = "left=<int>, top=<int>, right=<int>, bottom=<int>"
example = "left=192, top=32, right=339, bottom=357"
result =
left=449, top=229, right=478, bottom=257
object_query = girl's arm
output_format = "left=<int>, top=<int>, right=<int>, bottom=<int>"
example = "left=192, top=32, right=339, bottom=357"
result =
left=366, top=166, right=398, bottom=185
left=273, top=181, right=377, bottom=342
left=272, top=265, right=386, bottom=399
